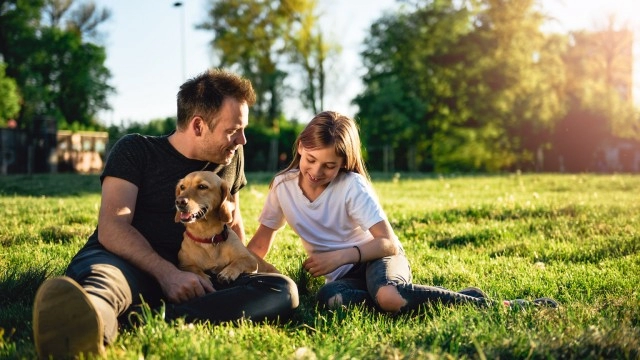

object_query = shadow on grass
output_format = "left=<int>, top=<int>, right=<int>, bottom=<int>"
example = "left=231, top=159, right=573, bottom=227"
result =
left=0, top=267, right=50, bottom=341
left=433, top=228, right=497, bottom=248
left=0, top=174, right=101, bottom=197
left=493, top=235, right=640, bottom=264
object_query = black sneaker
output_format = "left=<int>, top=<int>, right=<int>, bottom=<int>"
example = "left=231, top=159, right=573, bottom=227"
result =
left=458, top=287, right=488, bottom=299
left=533, top=297, right=559, bottom=308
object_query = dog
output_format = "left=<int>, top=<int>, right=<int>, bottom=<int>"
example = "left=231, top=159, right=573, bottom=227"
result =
left=175, top=171, right=279, bottom=284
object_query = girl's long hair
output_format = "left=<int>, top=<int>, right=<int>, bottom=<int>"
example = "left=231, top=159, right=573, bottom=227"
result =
left=271, top=111, right=370, bottom=188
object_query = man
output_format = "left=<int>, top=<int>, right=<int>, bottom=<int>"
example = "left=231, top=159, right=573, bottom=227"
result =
left=32, top=69, right=299, bottom=359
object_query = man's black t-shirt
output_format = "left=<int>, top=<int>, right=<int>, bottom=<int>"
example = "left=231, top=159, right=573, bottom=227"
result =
left=78, top=133, right=247, bottom=265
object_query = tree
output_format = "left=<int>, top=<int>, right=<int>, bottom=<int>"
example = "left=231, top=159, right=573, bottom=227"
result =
left=199, top=0, right=335, bottom=171
left=356, top=1, right=473, bottom=172
left=108, top=116, right=176, bottom=146
left=0, top=62, right=20, bottom=125
left=0, top=0, right=44, bottom=78
left=545, top=16, right=639, bottom=172
left=200, top=0, right=293, bottom=126
left=44, top=0, right=110, bottom=38
left=288, top=0, right=340, bottom=115
left=198, top=0, right=333, bottom=125
left=565, top=18, right=637, bottom=140
left=447, top=0, right=566, bottom=171
left=0, top=0, right=113, bottom=130
left=356, top=0, right=566, bottom=172
left=49, top=28, right=112, bottom=127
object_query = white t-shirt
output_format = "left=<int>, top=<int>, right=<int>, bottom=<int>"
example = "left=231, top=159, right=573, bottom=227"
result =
left=259, top=170, right=401, bottom=282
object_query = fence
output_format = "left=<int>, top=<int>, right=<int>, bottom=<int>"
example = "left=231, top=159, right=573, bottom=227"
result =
left=0, top=128, right=108, bottom=175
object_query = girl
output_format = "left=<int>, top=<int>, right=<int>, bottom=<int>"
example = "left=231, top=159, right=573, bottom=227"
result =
left=247, top=111, right=556, bottom=313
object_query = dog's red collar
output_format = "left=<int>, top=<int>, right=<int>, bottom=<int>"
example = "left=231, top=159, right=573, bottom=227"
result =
left=185, top=224, right=229, bottom=244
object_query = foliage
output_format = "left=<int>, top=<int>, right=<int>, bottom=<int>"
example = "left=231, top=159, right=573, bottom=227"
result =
left=0, top=0, right=113, bottom=130
left=0, top=62, right=20, bottom=124
left=357, top=0, right=563, bottom=172
left=244, top=117, right=305, bottom=172
left=563, top=21, right=638, bottom=139
left=107, top=117, right=177, bottom=147
left=198, top=0, right=337, bottom=126
left=1, top=173, right=639, bottom=359
left=356, top=1, right=474, bottom=172
left=104, top=116, right=302, bottom=172
left=452, top=0, right=565, bottom=171
left=287, top=0, right=341, bottom=115
left=356, top=0, right=636, bottom=173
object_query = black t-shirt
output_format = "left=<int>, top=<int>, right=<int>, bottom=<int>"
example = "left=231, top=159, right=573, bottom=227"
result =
left=79, top=133, right=247, bottom=265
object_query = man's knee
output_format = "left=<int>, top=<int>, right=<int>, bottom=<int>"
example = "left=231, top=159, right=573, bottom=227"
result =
left=68, top=260, right=137, bottom=319
left=272, top=274, right=300, bottom=310
left=246, top=274, right=299, bottom=315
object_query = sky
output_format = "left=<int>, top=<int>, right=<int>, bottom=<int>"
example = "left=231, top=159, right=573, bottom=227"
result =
left=94, top=0, right=640, bottom=126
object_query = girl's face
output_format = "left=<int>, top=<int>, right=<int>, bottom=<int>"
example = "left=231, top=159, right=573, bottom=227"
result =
left=297, top=144, right=344, bottom=189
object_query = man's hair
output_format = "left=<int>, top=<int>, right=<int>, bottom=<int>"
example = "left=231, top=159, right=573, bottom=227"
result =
left=176, top=68, right=256, bottom=130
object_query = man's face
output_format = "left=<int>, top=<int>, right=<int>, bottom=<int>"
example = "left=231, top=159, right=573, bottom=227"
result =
left=199, top=98, right=249, bottom=165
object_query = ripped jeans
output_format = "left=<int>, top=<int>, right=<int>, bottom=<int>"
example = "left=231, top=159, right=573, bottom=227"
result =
left=315, top=248, right=490, bottom=313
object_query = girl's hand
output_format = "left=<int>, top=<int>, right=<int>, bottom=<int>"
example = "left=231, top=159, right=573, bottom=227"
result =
left=303, top=249, right=351, bottom=277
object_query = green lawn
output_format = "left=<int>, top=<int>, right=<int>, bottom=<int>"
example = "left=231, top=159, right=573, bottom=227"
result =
left=1, top=172, right=639, bottom=359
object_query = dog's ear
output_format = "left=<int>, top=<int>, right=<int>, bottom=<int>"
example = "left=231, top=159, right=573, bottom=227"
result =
left=218, top=179, right=234, bottom=223
left=174, top=180, right=184, bottom=223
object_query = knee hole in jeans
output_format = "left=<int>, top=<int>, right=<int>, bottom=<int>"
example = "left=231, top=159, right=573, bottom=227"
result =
left=375, top=285, right=406, bottom=313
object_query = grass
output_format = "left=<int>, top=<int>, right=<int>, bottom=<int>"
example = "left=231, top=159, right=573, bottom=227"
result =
left=1, top=172, right=639, bottom=359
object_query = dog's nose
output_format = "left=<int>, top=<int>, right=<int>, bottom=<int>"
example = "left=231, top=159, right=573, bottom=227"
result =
left=176, top=197, right=188, bottom=207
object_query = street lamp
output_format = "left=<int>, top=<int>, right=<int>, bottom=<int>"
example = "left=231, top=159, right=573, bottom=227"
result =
left=173, top=1, right=186, bottom=81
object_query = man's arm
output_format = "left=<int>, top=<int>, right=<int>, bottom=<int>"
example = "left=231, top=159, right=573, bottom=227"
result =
left=97, top=176, right=214, bottom=303
left=229, top=192, right=246, bottom=242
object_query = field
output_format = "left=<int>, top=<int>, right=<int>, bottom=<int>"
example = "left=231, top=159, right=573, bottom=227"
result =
left=1, top=172, right=639, bottom=359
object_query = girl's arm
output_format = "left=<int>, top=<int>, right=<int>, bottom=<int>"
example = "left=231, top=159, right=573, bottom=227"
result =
left=303, top=219, right=398, bottom=278
left=358, top=219, right=399, bottom=262
left=247, top=224, right=278, bottom=259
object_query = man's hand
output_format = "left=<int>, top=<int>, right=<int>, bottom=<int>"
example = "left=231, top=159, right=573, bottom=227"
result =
left=159, top=270, right=215, bottom=303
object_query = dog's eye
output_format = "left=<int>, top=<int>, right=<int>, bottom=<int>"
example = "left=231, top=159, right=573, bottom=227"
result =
left=179, top=184, right=185, bottom=190
left=197, top=184, right=208, bottom=190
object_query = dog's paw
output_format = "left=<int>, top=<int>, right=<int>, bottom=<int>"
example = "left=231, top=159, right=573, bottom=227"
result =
left=217, top=268, right=242, bottom=283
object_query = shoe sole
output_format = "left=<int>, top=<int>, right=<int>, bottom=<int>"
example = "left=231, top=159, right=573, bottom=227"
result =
left=33, top=276, right=105, bottom=359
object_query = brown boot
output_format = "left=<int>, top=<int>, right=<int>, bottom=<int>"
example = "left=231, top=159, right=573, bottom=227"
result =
left=32, top=276, right=105, bottom=359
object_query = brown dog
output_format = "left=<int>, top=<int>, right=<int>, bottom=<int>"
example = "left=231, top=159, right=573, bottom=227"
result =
left=175, top=171, right=279, bottom=284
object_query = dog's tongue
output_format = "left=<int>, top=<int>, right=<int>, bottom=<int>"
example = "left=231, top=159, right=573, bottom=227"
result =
left=180, top=212, right=192, bottom=221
